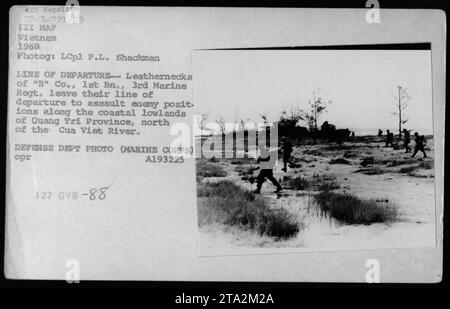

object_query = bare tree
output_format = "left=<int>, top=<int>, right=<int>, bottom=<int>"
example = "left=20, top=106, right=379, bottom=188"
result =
left=301, top=89, right=332, bottom=132
left=282, top=105, right=303, bottom=123
left=197, top=113, right=209, bottom=133
left=239, top=119, right=246, bottom=131
left=260, top=113, right=269, bottom=125
left=392, top=85, right=410, bottom=139
left=233, top=115, right=245, bottom=133
left=215, top=117, right=226, bottom=135
left=215, top=117, right=226, bottom=157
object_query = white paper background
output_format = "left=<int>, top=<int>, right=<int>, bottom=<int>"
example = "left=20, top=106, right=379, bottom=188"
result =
left=5, top=6, right=445, bottom=282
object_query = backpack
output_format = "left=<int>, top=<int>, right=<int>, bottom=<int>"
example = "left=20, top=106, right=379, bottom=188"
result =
left=421, top=135, right=426, bottom=144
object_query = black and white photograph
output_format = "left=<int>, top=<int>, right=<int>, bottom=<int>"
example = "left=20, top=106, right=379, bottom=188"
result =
left=2, top=2, right=446, bottom=290
left=194, top=49, right=436, bottom=255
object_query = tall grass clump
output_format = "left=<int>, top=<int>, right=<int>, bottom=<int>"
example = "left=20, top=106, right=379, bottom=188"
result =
left=234, top=165, right=257, bottom=176
left=197, top=181, right=299, bottom=239
left=230, top=158, right=254, bottom=165
left=419, top=160, right=433, bottom=169
left=330, top=157, right=351, bottom=165
left=282, top=175, right=309, bottom=190
left=360, top=157, right=375, bottom=167
left=196, top=160, right=227, bottom=177
left=281, top=173, right=339, bottom=191
left=315, top=191, right=399, bottom=225
left=343, top=151, right=357, bottom=158
left=398, top=166, right=417, bottom=174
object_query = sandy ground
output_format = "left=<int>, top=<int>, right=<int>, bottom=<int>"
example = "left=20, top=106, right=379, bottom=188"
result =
left=197, top=136, right=436, bottom=256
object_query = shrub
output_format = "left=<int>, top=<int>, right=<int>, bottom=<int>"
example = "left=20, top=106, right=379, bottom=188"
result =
left=343, top=151, right=357, bottom=158
left=208, top=156, right=219, bottom=163
left=330, top=157, right=351, bottom=164
left=230, top=158, right=253, bottom=165
left=258, top=209, right=300, bottom=238
left=196, top=160, right=227, bottom=177
left=419, top=160, right=433, bottom=170
left=281, top=173, right=339, bottom=191
left=198, top=180, right=254, bottom=200
left=235, top=165, right=257, bottom=176
left=288, top=161, right=303, bottom=168
left=318, top=181, right=340, bottom=191
left=283, top=175, right=308, bottom=190
left=315, top=191, right=399, bottom=225
left=360, top=157, right=374, bottom=167
left=197, top=181, right=299, bottom=239
left=399, top=166, right=417, bottom=174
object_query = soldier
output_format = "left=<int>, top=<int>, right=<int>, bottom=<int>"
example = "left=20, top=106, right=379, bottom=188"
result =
left=253, top=142, right=283, bottom=194
left=411, top=132, right=427, bottom=158
left=385, top=130, right=394, bottom=147
left=280, top=136, right=293, bottom=172
left=403, top=128, right=411, bottom=153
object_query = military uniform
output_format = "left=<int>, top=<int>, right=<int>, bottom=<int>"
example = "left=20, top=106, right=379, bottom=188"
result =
left=403, top=130, right=411, bottom=153
left=385, top=131, right=394, bottom=147
left=412, top=134, right=427, bottom=158
left=254, top=147, right=283, bottom=193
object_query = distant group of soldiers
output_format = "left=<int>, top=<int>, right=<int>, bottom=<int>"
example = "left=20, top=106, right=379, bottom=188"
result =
left=380, top=129, right=427, bottom=158
left=252, top=128, right=429, bottom=193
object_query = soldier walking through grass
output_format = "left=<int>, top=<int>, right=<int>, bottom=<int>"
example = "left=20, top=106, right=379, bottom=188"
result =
left=385, top=130, right=394, bottom=147
left=403, top=128, right=411, bottom=153
left=280, top=136, right=293, bottom=173
left=411, top=132, right=427, bottom=158
left=253, top=142, right=283, bottom=194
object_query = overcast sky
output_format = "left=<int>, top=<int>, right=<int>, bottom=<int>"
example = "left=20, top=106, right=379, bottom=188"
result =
left=193, top=50, right=433, bottom=135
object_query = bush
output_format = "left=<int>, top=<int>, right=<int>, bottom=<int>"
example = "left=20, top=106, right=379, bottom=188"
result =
left=399, top=166, right=417, bottom=174
left=196, top=160, right=227, bottom=177
left=315, top=191, right=399, bottom=225
left=318, top=181, right=340, bottom=191
left=343, top=151, right=357, bottom=158
left=330, top=157, right=351, bottom=164
left=198, top=181, right=299, bottom=239
left=235, top=165, right=257, bottom=176
left=208, top=156, right=219, bottom=163
left=281, top=173, right=339, bottom=191
left=230, top=158, right=253, bottom=165
left=360, top=157, right=375, bottom=167
left=419, top=160, right=433, bottom=169
left=198, top=180, right=254, bottom=200
left=283, top=175, right=308, bottom=190
left=258, top=209, right=300, bottom=238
